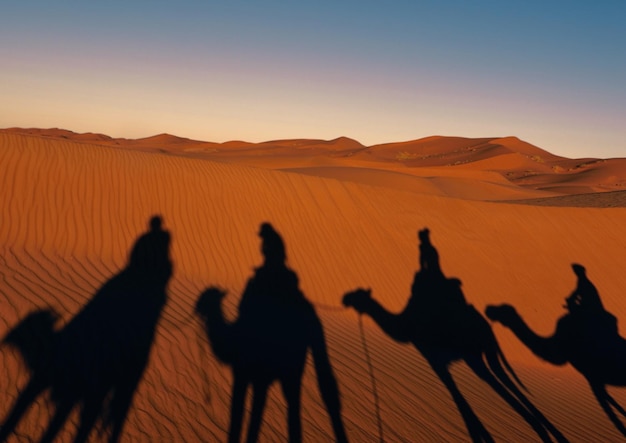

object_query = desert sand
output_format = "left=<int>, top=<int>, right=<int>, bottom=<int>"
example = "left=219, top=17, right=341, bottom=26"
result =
left=1, top=128, right=626, bottom=442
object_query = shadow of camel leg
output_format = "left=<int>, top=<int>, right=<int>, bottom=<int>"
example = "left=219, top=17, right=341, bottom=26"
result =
left=483, top=353, right=568, bottom=443
left=228, top=375, right=248, bottom=443
left=484, top=347, right=525, bottom=394
left=607, top=392, right=626, bottom=418
left=39, top=400, right=74, bottom=443
left=73, top=390, right=108, bottom=443
left=246, top=383, right=269, bottom=443
left=430, top=359, right=494, bottom=443
left=591, top=382, right=626, bottom=437
left=0, top=377, right=47, bottom=442
left=281, top=376, right=303, bottom=443
left=465, top=357, right=556, bottom=443
left=108, top=369, right=144, bottom=443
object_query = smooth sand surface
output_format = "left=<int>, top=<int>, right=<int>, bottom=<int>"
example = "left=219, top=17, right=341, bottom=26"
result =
left=1, top=129, right=626, bottom=441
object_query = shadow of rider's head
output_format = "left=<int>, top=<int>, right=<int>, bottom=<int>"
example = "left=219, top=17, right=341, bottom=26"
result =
left=259, top=223, right=286, bottom=267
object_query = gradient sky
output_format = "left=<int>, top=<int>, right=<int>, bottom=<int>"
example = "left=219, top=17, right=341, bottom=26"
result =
left=2, top=1, right=625, bottom=158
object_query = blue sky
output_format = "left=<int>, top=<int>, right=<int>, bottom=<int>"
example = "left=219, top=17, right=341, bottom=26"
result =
left=1, top=1, right=625, bottom=158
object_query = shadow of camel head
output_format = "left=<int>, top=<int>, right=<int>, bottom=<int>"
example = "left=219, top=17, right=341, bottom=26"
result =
left=2, top=309, right=59, bottom=375
left=195, top=287, right=227, bottom=320
left=342, top=287, right=372, bottom=313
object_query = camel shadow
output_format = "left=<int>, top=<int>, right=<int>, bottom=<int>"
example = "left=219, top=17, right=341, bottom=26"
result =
left=0, top=215, right=172, bottom=443
left=194, top=222, right=348, bottom=443
left=343, top=228, right=566, bottom=443
left=487, top=263, right=626, bottom=437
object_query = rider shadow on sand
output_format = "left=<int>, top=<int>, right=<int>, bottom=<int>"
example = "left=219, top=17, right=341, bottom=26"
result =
left=343, top=228, right=566, bottom=443
left=195, top=222, right=348, bottom=443
left=0, top=215, right=171, bottom=443
left=487, top=263, right=626, bottom=437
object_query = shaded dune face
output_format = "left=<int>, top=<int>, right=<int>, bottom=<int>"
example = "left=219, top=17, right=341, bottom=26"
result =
left=1, top=131, right=626, bottom=441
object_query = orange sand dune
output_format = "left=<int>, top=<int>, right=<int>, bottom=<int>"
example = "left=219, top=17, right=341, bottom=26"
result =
left=360, top=136, right=554, bottom=165
left=1, top=131, right=626, bottom=441
left=6, top=128, right=625, bottom=201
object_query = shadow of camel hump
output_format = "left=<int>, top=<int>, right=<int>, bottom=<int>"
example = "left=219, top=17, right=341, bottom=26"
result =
left=486, top=263, right=626, bottom=437
left=0, top=215, right=172, bottom=443
left=343, top=227, right=567, bottom=443
left=195, top=222, right=348, bottom=443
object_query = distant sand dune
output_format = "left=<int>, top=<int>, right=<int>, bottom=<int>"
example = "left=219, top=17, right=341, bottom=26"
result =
left=5, top=128, right=625, bottom=200
left=281, top=165, right=561, bottom=201
left=1, top=130, right=626, bottom=441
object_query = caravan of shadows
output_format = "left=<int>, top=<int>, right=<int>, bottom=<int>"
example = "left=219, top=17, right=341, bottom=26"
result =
left=2, top=218, right=625, bottom=442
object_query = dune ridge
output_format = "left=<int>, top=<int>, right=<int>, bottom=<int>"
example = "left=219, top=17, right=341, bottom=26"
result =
left=1, top=131, right=626, bottom=441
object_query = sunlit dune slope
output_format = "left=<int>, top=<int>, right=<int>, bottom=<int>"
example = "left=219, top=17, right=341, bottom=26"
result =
left=1, top=131, right=626, bottom=441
